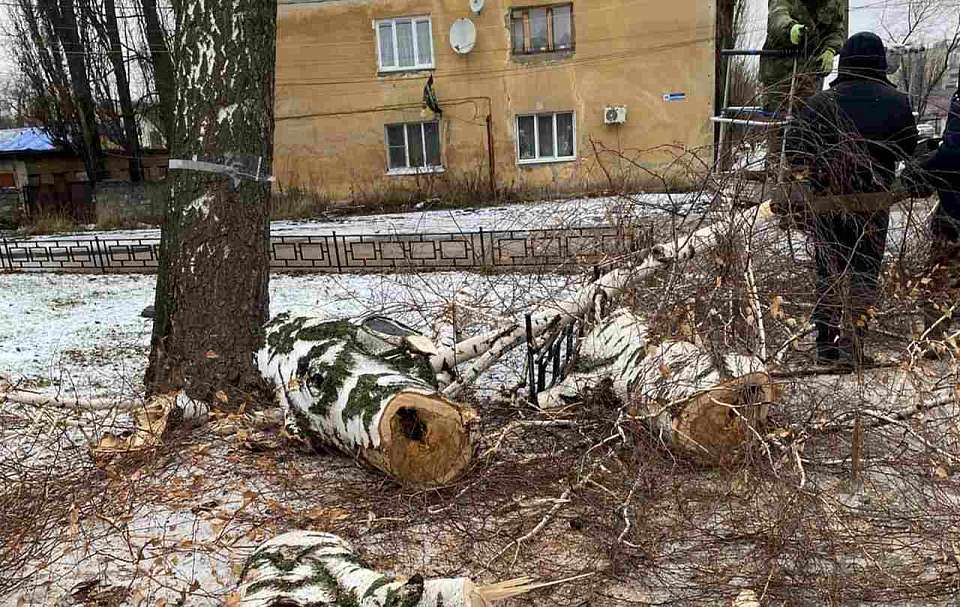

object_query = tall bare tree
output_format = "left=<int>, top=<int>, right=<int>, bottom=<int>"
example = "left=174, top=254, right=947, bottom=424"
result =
left=12, top=0, right=75, bottom=147
left=881, top=0, right=960, bottom=118
left=82, top=0, right=144, bottom=181
left=139, top=0, right=175, bottom=145
left=145, top=0, right=276, bottom=403
left=35, top=0, right=106, bottom=185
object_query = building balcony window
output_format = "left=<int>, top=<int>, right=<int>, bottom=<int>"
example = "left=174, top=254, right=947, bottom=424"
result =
left=510, top=4, right=574, bottom=57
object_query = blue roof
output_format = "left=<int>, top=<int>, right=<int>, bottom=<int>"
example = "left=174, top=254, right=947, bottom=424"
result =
left=0, top=127, right=57, bottom=154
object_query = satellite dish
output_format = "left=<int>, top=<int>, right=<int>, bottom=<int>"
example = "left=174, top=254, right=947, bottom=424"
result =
left=469, top=0, right=484, bottom=14
left=450, top=18, right=477, bottom=55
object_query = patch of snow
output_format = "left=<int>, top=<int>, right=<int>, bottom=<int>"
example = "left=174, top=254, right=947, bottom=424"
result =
left=13, top=193, right=703, bottom=242
left=1, top=272, right=574, bottom=399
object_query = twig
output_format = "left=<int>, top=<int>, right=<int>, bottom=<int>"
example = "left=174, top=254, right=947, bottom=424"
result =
left=486, top=470, right=595, bottom=568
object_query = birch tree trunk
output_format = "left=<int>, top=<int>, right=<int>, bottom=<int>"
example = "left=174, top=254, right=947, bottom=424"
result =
left=146, top=0, right=276, bottom=403
left=540, top=309, right=776, bottom=461
left=258, top=315, right=478, bottom=487
left=240, top=531, right=539, bottom=607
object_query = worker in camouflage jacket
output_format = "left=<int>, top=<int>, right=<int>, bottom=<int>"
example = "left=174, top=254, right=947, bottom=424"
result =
left=760, top=0, right=848, bottom=111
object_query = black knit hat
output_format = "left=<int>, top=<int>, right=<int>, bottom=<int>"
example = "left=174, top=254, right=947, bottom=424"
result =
left=833, top=32, right=895, bottom=87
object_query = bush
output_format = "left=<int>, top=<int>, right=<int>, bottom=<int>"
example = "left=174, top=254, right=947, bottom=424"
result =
left=21, top=212, right=78, bottom=236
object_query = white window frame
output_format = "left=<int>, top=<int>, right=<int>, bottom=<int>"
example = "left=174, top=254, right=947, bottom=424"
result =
left=375, top=16, right=435, bottom=73
left=385, top=121, right=444, bottom=175
left=515, top=111, right=576, bottom=165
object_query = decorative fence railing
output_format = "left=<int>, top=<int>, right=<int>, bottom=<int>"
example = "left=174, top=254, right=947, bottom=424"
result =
left=0, top=225, right=648, bottom=275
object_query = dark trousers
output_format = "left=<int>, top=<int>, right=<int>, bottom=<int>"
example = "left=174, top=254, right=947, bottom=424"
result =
left=811, top=211, right=889, bottom=357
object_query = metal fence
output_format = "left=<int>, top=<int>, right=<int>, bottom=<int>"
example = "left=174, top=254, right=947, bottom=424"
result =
left=0, top=225, right=647, bottom=275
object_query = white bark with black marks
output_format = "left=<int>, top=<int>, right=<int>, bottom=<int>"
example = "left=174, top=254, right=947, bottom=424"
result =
left=240, top=530, right=548, bottom=607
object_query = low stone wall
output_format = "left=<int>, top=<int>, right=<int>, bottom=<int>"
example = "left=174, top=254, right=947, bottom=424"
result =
left=95, top=181, right=166, bottom=225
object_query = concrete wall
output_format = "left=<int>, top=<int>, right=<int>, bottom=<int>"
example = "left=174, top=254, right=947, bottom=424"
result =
left=22, top=154, right=169, bottom=187
left=0, top=190, right=19, bottom=227
left=275, top=0, right=717, bottom=199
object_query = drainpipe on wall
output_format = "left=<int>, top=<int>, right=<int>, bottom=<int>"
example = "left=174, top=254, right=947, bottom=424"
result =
left=486, top=113, right=496, bottom=196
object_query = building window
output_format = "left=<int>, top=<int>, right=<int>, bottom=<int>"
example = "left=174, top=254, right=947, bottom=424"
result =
left=510, top=4, right=573, bottom=55
left=516, top=112, right=575, bottom=163
left=376, top=16, right=434, bottom=72
left=385, top=121, right=442, bottom=173
left=0, top=173, right=15, bottom=188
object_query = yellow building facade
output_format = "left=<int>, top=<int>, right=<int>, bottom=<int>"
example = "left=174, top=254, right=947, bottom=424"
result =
left=275, top=0, right=717, bottom=199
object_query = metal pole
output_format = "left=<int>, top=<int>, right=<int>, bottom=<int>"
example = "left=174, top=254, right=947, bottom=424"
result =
left=331, top=231, right=342, bottom=273
left=525, top=314, right=538, bottom=406
left=94, top=236, right=107, bottom=273
left=0, top=236, right=8, bottom=271
left=478, top=227, right=486, bottom=267
left=485, top=113, right=496, bottom=196
left=716, top=52, right=735, bottom=169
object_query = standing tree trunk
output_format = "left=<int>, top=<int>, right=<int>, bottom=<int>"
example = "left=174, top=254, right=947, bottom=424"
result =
left=140, top=0, right=175, bottom=145
left=37, top=0, right=106, bottom=186
left=146, top=0, right=276, bottom=403
left=100, top=0, right=144, bottom=181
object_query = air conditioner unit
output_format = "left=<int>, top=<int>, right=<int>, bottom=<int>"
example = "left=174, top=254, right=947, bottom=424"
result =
left=604, top=106, right=627, bottom=125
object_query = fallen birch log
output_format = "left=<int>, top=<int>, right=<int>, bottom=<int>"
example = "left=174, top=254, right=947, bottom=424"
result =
left=257, top=314, right=478, bottom=487
left=0, top=376, right=139, bottom=412
left=239, top=530, right=571, bottom=607
left=435, top=202, right=776, bottom=397
left=540, top=309, right=777, bottom=460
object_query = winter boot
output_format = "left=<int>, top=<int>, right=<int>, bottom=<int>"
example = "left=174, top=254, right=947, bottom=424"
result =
left=815, top=323, right=841, bottom=365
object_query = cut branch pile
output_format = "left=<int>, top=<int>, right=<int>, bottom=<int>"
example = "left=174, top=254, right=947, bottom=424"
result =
left=239, top=530, right=553, bottom=607
left=257, top=314, right=478, bottom=487
left=541, top=309, right=776, bottom=460
left=434, top=202, right=776, bottom=397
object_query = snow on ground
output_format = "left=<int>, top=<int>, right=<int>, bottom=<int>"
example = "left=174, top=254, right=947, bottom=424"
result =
left=0, top=271, right=576, bottom=399
left=10, top=193, right=702, bottom=241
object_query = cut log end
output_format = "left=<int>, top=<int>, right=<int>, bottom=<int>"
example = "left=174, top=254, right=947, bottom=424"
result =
left=369, top=391, right=478, bottom=487
left=669, top=372, right=777, bottom=461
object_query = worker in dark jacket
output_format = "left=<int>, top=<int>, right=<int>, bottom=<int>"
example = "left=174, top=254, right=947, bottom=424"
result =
left=910, top=89, right=960, bottom=344
left=787, top=32, right=919, bottom=365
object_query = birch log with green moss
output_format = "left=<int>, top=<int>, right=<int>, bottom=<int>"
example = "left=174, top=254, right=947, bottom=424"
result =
left=257, top=314, right=478, bottom=487
left=436, top=202, right=777, bottom=397
left=540, top=309, right=777, bottom=461
left=240, top=531, right=547, bottom=607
